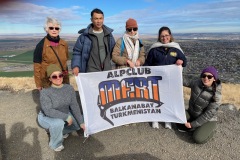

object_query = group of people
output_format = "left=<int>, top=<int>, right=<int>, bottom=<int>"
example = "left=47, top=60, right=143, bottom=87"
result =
left=33, top=8, right=222, bottom=151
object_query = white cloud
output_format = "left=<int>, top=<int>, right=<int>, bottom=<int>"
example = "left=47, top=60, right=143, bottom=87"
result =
left=0, top=2, right=82, bottom=24
left=106, top=0, right=240, bottom=33
left=0, top=0, right=239, bottom=34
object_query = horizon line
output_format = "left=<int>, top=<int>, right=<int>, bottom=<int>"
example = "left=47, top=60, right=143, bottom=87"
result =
left=0, top=32, right=240, bottom=36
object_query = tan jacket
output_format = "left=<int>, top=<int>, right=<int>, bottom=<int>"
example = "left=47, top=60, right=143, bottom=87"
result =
left=34, top=38, right=69, bottom=88
left=112, top=38, right=145, bottom=68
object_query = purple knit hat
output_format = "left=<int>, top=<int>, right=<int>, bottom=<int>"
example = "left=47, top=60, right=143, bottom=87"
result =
left=201, top=66, right=218, bottom=80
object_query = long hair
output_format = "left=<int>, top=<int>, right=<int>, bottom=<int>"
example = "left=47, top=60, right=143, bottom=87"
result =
left=211, top=79, right=220, bottom=102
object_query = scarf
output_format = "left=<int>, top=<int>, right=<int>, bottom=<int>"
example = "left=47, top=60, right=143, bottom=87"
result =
left=149, top=42, right=184, bottom=53
left=122, top=32, right=140, bottom=65
left=46, top=34, right=60, bottom=43
left=33, top=34, right=60, bottom=63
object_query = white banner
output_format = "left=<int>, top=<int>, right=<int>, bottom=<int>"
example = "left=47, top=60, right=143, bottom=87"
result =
left=75, top=65, right=186, bottom=136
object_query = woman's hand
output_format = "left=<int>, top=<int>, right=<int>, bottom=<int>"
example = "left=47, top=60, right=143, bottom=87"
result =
left=66, top=116, right=73, bottom=126
left=135, top=60, right=141, bottom=67
left=80, top=123, right=85, bottom=131
left=176, top=59, right=183, bottom=66
left=127, top=60, right=135, bottom=68
left=185, top=122, right=192, bottom=128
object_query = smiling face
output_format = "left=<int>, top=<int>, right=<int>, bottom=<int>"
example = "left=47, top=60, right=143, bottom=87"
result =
left=201, top=72, right=215, bottom=87
left=49, top=71, right=63, bottom=86
left=160, top=30, right=171, bottom=44
left=47, top=23, right=60, bottom=38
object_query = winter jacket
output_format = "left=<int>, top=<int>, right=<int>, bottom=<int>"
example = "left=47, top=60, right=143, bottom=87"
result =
left=71, top=24, right=115, bottom=72
left=184, top=78, right=222, bottom=128
left=112, top=38, right=145, bottom=68
left=144, top=47, right=187, bottom=67
left=33, top=37, right=69, bottom=88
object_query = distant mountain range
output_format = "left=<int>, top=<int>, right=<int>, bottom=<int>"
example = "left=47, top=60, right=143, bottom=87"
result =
left=0, top=32, right=239, bottom=40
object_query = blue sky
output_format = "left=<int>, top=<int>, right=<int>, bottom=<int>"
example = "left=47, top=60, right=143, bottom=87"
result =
left=0, top=0, right=239, bottom=35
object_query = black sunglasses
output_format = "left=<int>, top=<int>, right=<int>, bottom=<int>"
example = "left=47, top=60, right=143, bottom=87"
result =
left=126, top=28, right=138, bottom=32
left=201, top=74, right=214, bottom=79
left=51, top=73, right=64, bottom=79
left=49, top=27, right=60, bottom=31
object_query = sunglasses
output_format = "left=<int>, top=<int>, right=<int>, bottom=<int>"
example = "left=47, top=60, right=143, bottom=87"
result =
left=126, top=28, right=138, bottom=32
left=201, top=74, right=214, bottom=79
left=51, top=73, right=64, bottom=79
left=160, top=35, right=170, bottom=38
left=49, top=27, right=60, bottom=31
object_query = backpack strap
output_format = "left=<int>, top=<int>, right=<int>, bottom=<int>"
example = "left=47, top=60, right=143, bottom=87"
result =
left=120, top=38, right=142, bottom=56
left=120, top=37, right=125, bottom=56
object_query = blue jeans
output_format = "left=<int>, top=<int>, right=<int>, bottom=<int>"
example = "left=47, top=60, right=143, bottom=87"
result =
left=38, top=111, right=80, bottom=149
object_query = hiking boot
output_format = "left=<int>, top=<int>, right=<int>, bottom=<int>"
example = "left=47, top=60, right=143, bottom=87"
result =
left=152, top=122, right=159, bottom=129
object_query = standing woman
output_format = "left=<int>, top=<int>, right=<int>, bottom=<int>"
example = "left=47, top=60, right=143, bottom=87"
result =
left=144, top=26, right=187, bottom=129
left=33, top=17, right=69, bottom=90
left=177, top=66, right=222, bottom=144
left=38, top=64, right=85, bottom=151
left=112, top=18, right=145, bottom=69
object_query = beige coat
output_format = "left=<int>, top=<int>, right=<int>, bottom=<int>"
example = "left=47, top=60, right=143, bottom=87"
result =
left=34, top=38, right=69, bottom=88
left=112, top=38, right=145, bottom=68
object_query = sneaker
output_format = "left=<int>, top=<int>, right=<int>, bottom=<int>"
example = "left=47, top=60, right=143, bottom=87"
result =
left=165, top=122, right=172, bottom=129
left=176, top=123, right=189, bottom=132
left=178, top=128, right=187, bottom=132
left=54, top=145, right=64, bottom=152
left=152, top=122, right=159, bottom=129
left=63, top=134, right=69, bottom=139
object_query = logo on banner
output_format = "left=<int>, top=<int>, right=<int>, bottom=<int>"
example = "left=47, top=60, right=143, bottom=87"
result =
left=97, top=67, right=164, bottom=125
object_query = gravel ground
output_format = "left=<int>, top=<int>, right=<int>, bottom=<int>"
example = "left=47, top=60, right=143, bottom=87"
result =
left=0, top=90, right=239, bottom=160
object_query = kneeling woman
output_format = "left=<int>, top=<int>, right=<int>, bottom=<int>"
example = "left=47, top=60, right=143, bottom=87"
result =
left=38, top=64, right=85, bottom=151
left=177, top=66, right=222, bottom=144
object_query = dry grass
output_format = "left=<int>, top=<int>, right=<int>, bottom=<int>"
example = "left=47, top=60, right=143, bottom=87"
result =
left=184, top=83, right=240, bottom=110
left=0, top=76, right=78, bottom=92
left=1, top=77, right=239, bottom=109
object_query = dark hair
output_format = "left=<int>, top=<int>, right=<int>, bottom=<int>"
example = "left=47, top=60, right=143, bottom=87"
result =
left=158, top=26, right=174, bottom=42
left=212, top=79, right=221, bottom=102
left=91, top=8, right=104, bottom=18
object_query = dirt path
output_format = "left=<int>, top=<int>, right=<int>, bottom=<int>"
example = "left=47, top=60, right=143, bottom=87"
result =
left=0, top=90, right=239, bottom=160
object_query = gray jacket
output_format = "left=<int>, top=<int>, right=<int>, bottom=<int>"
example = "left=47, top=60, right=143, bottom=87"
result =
left=184, top=78, right=222, bottom=128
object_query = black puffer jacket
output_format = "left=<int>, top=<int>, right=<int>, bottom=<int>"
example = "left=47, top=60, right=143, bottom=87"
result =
left=184, top=78, right=222, bottom=128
